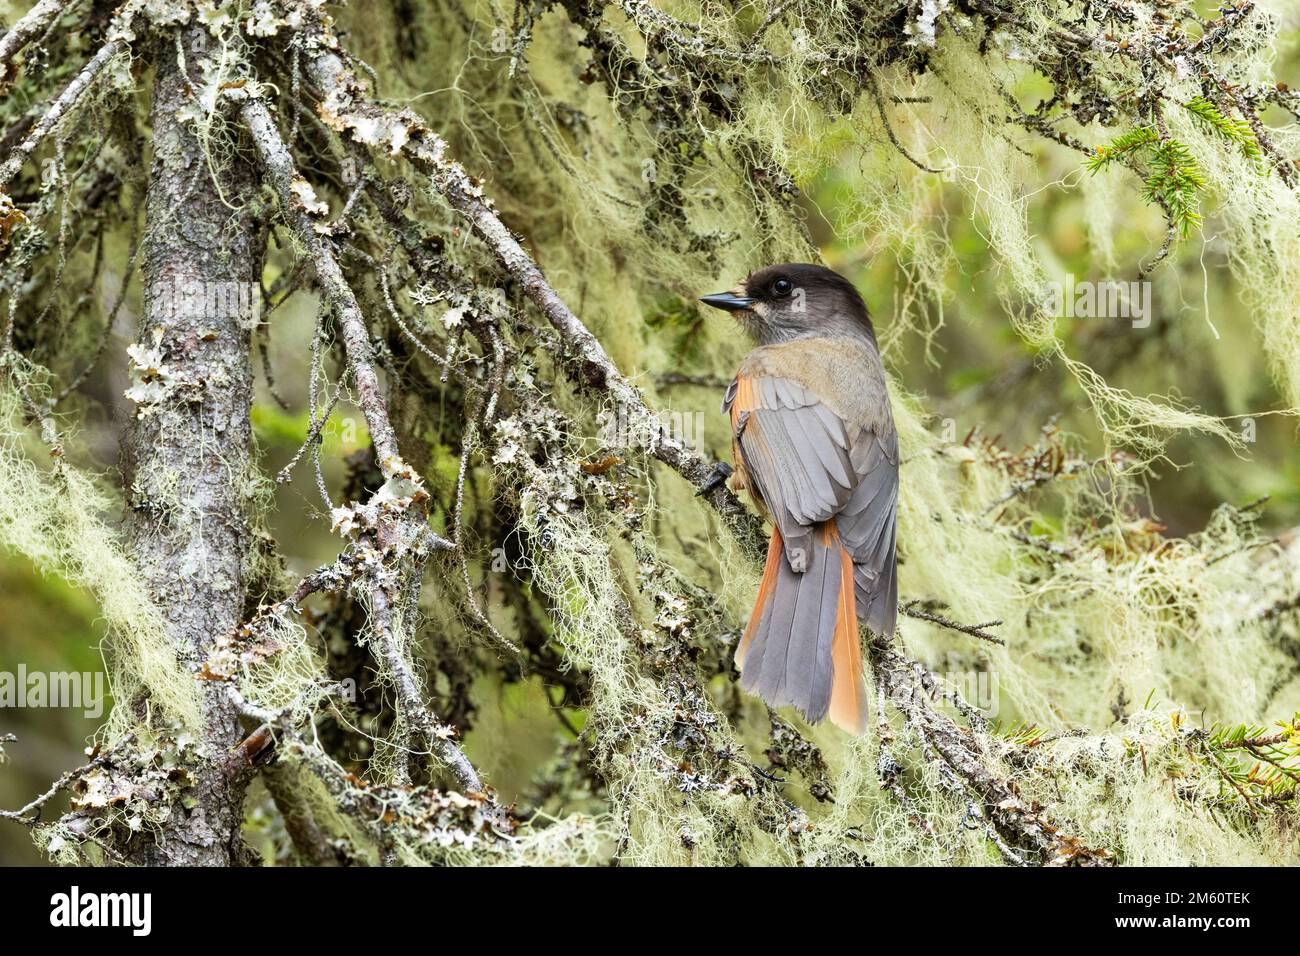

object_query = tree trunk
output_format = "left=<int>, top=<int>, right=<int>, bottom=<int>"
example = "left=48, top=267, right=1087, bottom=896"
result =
left=119, top=26, right=260, bottom=865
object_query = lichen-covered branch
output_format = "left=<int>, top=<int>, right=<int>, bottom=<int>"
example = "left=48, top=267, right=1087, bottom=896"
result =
left=0, top=36, right=124, bottom=191
left=869, top=641, right=1107, bottom=864
left=0, top=0, right=74, bottom=83
left=114, top=22, right=262, bottom=865
left=2, top=0, right=1298, bottom=870
left=290, top=1, right=766, bottom=555
left=235, top=79, right=489, bottom=799
left=235, top=89, right=405, bottom=478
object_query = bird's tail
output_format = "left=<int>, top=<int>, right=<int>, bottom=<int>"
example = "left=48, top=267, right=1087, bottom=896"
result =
left=735, top=522, right=867, bottom=734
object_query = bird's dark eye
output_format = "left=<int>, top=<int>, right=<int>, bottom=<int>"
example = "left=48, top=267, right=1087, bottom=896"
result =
left=771, top=277, right=793, bottom=297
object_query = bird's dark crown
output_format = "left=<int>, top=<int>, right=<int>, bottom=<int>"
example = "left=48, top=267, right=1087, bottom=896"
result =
left=745, top=264, right=868, bottom=314
left=702, top=262, right=876, bottom=345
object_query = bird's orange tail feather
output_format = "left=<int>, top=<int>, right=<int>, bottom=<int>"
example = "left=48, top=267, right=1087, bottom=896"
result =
left=735, top=529, right=783, bottom=669
left=829, top=539, right=866, bottom=734
left=736, top=522, right=867, bottom=733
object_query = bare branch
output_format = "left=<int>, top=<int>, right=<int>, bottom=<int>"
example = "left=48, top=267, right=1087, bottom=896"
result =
left=899, top=599, right=1006, bottom=646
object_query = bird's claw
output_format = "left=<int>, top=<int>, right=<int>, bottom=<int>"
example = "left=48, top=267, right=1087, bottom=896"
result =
left=697, top=461, right=734, bottom=497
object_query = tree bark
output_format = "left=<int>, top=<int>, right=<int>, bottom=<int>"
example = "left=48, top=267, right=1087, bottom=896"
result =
left=119, top=27, right=261, bottom=865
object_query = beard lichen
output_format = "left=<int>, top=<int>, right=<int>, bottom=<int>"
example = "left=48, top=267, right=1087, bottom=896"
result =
left=0, top=374, right=202, bottom=736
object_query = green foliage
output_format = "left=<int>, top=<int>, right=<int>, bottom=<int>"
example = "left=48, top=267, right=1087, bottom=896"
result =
left=1184, top=95, right=1262, bottom=162
left=1087, top=97, right=1264, bottom=240
left=1144, top=139, right=1208, bottom=239
left=1202, top=716, right=1300, bottom=809
left=1087, top=126, right=1161, bottom=173
left=1090, top=128, right=1207, bottom=238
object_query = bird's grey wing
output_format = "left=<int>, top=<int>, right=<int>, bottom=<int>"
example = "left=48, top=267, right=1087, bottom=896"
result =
left=837, top=426, right=899, bottom=638
left=725, top=371, right=899, bottom=638
left=724, top=373, right=856, bottom=564
left=726, top=373, right=861, bottom=717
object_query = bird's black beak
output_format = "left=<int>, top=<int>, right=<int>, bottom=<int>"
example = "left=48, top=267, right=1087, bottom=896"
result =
left=700, top=291, right=755, bottom=313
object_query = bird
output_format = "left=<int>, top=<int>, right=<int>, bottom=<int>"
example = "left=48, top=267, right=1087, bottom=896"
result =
left=700, top=263, right=898, bottom=734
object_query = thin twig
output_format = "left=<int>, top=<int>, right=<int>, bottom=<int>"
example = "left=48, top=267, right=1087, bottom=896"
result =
left=0, top=733, right=136, bottom=824
left=900, top=599, right=1006, bottom=646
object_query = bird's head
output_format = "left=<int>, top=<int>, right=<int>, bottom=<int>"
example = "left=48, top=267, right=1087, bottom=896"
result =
left=700, top=263, right=876, bottom=346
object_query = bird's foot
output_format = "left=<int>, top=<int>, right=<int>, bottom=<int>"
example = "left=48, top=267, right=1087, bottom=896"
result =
left=697, top=460, right=734, bottom=497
